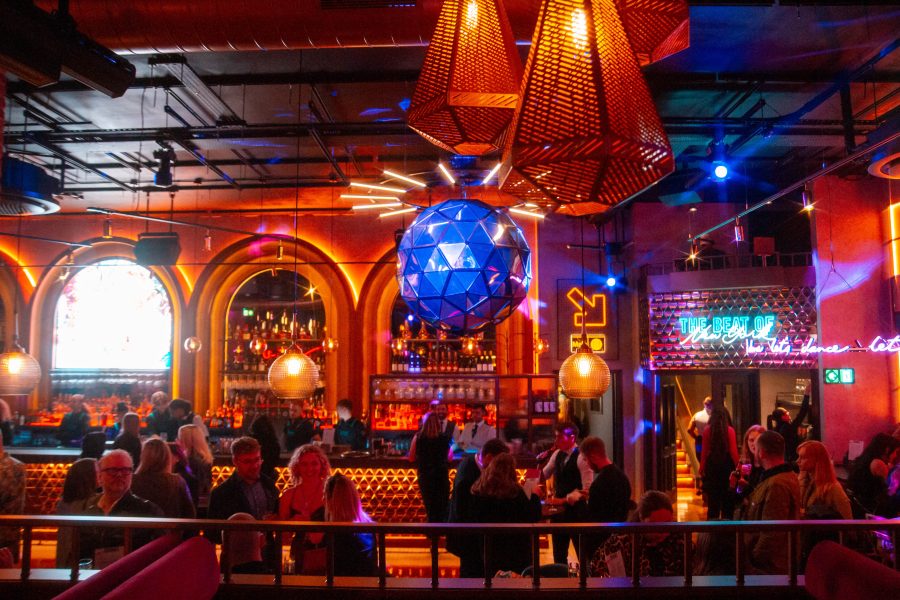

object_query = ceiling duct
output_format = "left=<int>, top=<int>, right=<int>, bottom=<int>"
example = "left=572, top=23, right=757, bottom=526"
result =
left=34, top=0, right=541, bottom=51
left=0, top=156, right=62, bottom=216
left=0, top=0, right=135, bottom=97
left=868, top=140, right=900, bottom=180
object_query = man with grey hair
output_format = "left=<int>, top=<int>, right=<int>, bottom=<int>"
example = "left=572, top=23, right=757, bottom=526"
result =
left=82, top=449, right=163, bottom=568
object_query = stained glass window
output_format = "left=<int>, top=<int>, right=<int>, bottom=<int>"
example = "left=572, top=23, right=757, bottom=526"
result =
left=54, top=259, right=173, bottom=369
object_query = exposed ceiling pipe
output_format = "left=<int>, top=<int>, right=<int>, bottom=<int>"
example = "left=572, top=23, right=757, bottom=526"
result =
left=35, top=0, right=541, bottom=52
left=728, top=36, right=900, bottom=155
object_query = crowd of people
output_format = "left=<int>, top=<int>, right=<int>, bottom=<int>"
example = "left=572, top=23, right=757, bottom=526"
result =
left=1, top=390, right=899, bottom=580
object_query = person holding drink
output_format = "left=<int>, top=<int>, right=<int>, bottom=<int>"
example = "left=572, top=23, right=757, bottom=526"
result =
left=731, top=425, right=766, bottom=510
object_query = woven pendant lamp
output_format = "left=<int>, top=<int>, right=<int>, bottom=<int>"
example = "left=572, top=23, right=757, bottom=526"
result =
left=408, top=0, right=522, bottom=155
left=501, top=0, right=675, bottom=216
left=615, top=0, right=689, bottom=66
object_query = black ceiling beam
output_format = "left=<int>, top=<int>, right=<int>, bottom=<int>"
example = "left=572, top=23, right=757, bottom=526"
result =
left=6, top=120, right=869, bottom=148
left=59, top=179, right=347, bottom=194
left=7, top=122, right=412, bottom=145
left=60, top=153, right=439, bottom=171
left=7, top=67, right=899, bottom=96
left=24, top=132, right=134, bottom=191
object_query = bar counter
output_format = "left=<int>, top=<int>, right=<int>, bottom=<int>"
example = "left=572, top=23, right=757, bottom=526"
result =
left=10, top=447, right=537, bottom=522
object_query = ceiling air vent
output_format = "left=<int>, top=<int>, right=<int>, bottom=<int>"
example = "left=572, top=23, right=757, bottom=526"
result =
left=320, top=0, right=416, bottom=9
left=868, top=139, right=900, bottom=180
left=0, top=155, right=61, bottom=215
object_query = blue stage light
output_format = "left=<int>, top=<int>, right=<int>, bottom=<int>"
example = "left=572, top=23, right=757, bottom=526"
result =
left=711, top=161, right=729, bottom=181
left=606, top=276, right=617, bottom=288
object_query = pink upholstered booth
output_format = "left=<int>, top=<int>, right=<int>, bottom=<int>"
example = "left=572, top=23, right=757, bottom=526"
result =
left=805, top=541, right=900, bottom=600
left=101, top=536, right=219, bottom=600
left=53, top=533, right=182, bottom=600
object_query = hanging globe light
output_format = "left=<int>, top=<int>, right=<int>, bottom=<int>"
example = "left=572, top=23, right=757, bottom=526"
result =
left=322, top=336, right=339, bottom=354
left=559, top=338, right=611, bottom=400
left=183, top=336, right=202, bottom=354
left=0, top=339, right=42, bottom=396
left=268, top=344, right=319, bottom=399
left=248, top=334, right=267, bottom=355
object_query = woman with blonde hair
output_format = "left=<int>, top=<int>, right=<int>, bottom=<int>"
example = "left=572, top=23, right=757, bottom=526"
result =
left=323, top=473, right=376, bottom=576
left=279, top=444, right=332, bottom=564
left=797, top=440, right=852, bottom=519
left=470, top=453, right=541, bottom=575
left=177, top=424, right=213, bottom=511
left=131, top=437, right=195, bottom=519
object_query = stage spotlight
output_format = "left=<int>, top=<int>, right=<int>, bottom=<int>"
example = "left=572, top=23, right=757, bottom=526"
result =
left=711, top=161, right=729, bottom=181
left=606, top=275, right=617, bottom=288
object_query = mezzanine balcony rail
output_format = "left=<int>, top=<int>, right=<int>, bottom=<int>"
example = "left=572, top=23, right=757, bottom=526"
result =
left=0, top=515, right=896, bottom=597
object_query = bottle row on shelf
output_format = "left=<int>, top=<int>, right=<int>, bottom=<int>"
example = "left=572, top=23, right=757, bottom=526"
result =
left=28, top=394, right=155, bottom=427
left=371, top=402, right=496, bottom=432
left=372, top=378, right=497, bottom=403
left=226, top=342, right=327, bottom=374
left=220, top=390, right=333, bottom=424
left=232, top=310, right=322, bottom=342
left=390, top=347, right=496, bottom=373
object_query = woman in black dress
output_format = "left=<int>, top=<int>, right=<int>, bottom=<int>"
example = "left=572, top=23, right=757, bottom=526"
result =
left=324, top=473, right=377, bottom=577
left=700, top=407, right=739, bottom=520
left=409, top=412, right=452, bottom=523
left=470, top=453, right=541, bottom=575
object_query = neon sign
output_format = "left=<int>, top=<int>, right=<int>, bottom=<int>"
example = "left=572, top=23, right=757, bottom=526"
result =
left=558, top=281, right=617, bottom=360
left=678, top=313, right=777, bottom=345
left=566, top=288, right=607, bottom=328
left=744, top=335, right=900, bottom=355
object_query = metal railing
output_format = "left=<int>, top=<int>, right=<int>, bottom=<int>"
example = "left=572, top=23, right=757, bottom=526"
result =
left=643, top=252, right=814, bottom=277
left=0, top=516, right=897, bottom=592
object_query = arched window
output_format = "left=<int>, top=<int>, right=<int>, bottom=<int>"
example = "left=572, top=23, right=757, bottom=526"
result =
left=54, top=259, right=173, bottom=369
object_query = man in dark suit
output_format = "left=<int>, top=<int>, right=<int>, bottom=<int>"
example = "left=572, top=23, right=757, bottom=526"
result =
left=446, top=438, right=509, bottom=577
left=208, top=436, right=279, bottom=569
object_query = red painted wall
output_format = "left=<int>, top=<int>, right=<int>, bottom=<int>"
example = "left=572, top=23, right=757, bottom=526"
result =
left=812, top=175, right=897, bottom=461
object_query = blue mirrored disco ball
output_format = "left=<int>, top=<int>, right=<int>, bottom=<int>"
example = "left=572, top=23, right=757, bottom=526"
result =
left=397, top=199, right=532, bottom=334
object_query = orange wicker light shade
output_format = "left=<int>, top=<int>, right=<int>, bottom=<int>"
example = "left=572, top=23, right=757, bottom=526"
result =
left=0, top=347, right=42, bottom=396
left=267, top=345, right=319, bottom=400
left=501, top=0, right=675, bottom=216
left=615, top=0, right=689, bottom=66
left=408, top=0, right=522, bottom=155
left=559, top=341, right=611, bottom=399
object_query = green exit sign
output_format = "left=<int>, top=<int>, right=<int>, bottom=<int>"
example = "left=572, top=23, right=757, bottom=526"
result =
left=824, top=368, right=855, bottom=384
left=242, top=308, right=254, bottom=317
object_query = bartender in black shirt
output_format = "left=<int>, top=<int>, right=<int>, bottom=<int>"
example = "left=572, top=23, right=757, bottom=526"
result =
left=283, top=402, right=322, bottom=451
left=333, top=398, right=367, bottom=450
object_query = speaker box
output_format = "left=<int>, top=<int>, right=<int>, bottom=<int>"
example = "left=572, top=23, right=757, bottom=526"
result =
left=134, top=232, right=181, bottom=266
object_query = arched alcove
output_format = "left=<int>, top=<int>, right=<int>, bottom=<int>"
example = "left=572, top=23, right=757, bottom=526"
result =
left=29, top=238, right=186, bottom=410
left=357, top=247, right=534, bottom=411
left=189, top=236, right=355, bottom=416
